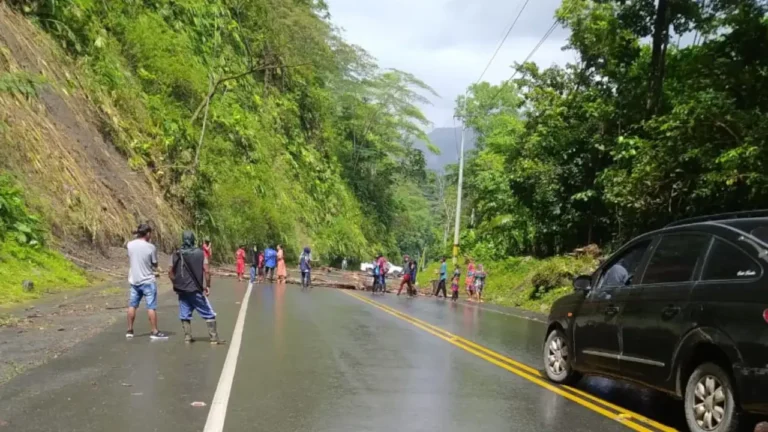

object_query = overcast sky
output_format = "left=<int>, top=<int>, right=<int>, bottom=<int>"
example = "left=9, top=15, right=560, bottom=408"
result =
left=326, top=0, right=576, bottom=130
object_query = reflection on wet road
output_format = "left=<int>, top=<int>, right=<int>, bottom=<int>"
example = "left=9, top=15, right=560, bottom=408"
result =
left=366, top=292, right=686, bottom=431
left=0, top=279, right=683, bottom=432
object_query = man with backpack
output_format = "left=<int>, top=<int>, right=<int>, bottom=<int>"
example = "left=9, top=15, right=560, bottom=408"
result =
left=168, top=230, right=223, bottom=344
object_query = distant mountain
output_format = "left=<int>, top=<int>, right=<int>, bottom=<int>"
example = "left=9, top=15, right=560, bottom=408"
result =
left=414, top=127, right=478, bottom=172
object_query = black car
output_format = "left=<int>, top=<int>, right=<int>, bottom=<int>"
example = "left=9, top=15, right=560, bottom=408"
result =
left=544, top=211, right=768, bottom=432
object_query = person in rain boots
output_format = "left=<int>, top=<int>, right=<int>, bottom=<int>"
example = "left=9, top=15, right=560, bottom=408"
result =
left=168, top=230, right=224, bottom=344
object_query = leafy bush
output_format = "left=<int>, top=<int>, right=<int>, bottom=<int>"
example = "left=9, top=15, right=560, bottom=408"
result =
left=417, top=254, right=597, bottom=313
left=0, top=176, right=45, bottom=246
left=529, top=256, right=595, bottom=300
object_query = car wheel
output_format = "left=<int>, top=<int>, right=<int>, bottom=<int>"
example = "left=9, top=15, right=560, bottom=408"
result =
left=543, top=328, right=580, bottom=384
left=684, top=362, right=740, bottom=432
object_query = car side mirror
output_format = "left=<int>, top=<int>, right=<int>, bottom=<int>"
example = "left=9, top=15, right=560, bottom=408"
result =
left=573, top=275, right=592, bottom=292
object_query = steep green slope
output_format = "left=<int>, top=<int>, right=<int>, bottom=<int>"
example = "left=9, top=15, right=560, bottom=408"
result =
left=6, top=0, right=439, bottom=262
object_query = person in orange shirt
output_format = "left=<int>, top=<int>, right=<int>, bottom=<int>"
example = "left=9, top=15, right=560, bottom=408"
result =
left=235, top=245, right=246, bottom=282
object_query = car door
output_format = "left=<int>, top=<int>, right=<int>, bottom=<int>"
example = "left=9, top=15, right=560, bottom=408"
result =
left=619, top=231, right=711, bottom=387
left=693, top=232, right=766, bottom=412
left=573, top=238, right=653, bottom=373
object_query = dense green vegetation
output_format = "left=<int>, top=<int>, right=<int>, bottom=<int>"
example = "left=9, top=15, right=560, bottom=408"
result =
left=0, top=177, right=88, bottom=305
left=455, top=0, right=768, bottom=260
left=10, top=0, right=441, bottom=262
left=416, top=256, right=596, bottom=312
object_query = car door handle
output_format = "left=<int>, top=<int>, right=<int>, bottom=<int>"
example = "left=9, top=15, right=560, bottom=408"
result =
left=604, top=305, right=619, bottom=317
left=661, top=305, right=681, bottom=319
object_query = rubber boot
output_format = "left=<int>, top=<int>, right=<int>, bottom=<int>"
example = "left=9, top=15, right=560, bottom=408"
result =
left=182, top=320, right=193, bottom=343
left=206, top=320, right=225, bottom=345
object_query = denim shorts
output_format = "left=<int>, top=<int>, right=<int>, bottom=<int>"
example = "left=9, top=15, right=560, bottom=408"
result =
left=177, top=291, right=216, bottom=320
left=129, top=282, right=158, bottom=310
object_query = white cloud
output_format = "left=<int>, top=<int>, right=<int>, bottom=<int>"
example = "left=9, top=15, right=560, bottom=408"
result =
left=326, top=0, right=576, bottom=128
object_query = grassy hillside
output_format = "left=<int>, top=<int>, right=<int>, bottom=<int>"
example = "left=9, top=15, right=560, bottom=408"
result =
left=416, top=255, right=597, bottom=313
left=0, top=240, right=89, bottom=305
left=0, top=175, right=89, bottom=305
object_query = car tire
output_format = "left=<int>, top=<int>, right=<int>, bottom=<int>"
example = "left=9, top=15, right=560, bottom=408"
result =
left=543, top=328, right=581, bottom=384
left=684, top=362, right=740, bottom=432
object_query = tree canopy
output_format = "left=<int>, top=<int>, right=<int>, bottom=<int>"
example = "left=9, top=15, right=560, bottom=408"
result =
left=457, top=0, right=768, bottom=259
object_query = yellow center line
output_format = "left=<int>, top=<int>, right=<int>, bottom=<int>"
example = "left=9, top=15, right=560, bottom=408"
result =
left=344, top=291, right=677, bottom=432
left=350, top=294, right=676, bottom=432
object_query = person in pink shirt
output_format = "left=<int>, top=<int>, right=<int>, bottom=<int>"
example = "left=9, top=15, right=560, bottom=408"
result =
left=377, top=254, right=388, bottom=291
left=203, top=239, right=212, bottom=261
left=466, top=259, right=476, bottom=301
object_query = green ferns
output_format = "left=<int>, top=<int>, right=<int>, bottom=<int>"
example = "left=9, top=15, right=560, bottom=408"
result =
left=0, top=176, right=45, bottom=246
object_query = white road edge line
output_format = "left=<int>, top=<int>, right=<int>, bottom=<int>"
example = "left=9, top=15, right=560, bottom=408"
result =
left=203, top=282, right=254, bottom=432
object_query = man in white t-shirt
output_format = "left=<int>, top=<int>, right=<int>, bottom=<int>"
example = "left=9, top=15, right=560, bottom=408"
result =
left=125, top=223, right=168, bottom=340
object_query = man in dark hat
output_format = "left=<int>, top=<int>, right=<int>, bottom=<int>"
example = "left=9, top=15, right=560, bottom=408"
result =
left=168, top=230, right=224, bottom=344
left=126, top=223, right=168, bottom=339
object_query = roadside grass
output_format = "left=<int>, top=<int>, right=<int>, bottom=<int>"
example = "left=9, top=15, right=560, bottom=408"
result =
left=0, top=240, right=89, bottom=305
left=416, top=255, right=597, bottom=314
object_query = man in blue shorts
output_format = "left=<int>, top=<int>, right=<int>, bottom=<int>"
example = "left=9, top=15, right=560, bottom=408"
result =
left=168, top=230, right=224, bottom=344
left=126, top=223, right=168, bottom=340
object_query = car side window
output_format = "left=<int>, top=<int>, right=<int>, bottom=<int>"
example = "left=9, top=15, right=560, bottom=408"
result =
left=596, top=240, right=652, bottom=291
left=641, top=233, right=710, bottom=285
left=702, top=238, right=760, bottom=281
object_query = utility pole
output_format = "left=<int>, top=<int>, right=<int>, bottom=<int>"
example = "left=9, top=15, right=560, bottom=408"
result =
left=452, top=125, right=465, bottom=265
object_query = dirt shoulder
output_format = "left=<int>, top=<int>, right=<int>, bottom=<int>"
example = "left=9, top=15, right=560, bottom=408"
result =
left=0, top=278, right=174, bottom=385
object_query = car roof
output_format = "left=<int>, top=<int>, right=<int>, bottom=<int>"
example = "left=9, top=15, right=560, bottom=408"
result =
left=665, top=210, right=768, bottom=228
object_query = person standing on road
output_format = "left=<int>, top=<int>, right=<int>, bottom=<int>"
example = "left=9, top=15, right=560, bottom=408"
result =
left=474, top=264, right=487, bottom=303
left=408, top=257, right=418, bottom=296
left=235, top=245, right=246, bottom=283
left=249, top=245, right=260, bottom=284
left=450, top=273, right=460, bottom=302
left=264, top=245, right=277, bottom=282
left=203, top=239, right=212, bottom=262
left=276, top=244, right=287, bottom=283
left=377, top=253, right=388, bottom=292
left=125, top=223, right=168, bottom=340
left=397, top=255, right=412, bottom=296
left=341, top=257, right=348, bottom=271
left=168, top=230, right=223, bottom=344
left=466, top=259, right=476, bottom=301
left=257, top=248, right=265, bottom=283
left=434, top=257, right=448, bottom=298
left=299, top=247, right=312, bottom=287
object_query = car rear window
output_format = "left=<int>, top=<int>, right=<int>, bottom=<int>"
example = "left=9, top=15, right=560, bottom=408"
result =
left=702, top=238, right=760, bottom=281
left=642, top=234, right=711, bottom=284
left=720, top=220, right=768, bottom=245
left=749, top=226, right=768, bottom=244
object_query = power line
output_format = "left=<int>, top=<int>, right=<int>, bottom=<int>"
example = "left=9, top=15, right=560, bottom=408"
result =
left=488, top=20, right=560, bottom=104
left=474, top=0, right=532, bottom=85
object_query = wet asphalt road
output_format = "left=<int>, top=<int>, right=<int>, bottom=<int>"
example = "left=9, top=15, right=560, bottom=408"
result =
left=0, top=279, right=682, bottom=432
